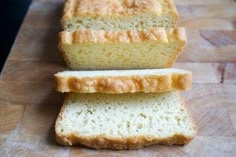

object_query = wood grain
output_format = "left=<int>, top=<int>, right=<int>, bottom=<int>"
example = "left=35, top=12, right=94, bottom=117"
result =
left=223, top=63, right=236, bottom=83
left=199, top=30, right=236, bottom=47
left=174, top=62, right=221, bottom=83
left=178, top=17, right=236, bottom=30
left=175, top=0, right=235, bottom=6
left=22, top=1, right=62, bottom=29
left=0, top=104, right=24, bottom=135
left=0, top=0, right=236, bottom=156
left=0, top=81, right=62, bottom=106
left=177, top=4, right=236, bottom=18
left=8, top=27, right=63, bottom=61
left=1, top=60, right=66, bottom=82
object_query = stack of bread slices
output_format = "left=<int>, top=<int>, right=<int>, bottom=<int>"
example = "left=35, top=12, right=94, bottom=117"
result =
left=54, top=0, right=197, bottom=150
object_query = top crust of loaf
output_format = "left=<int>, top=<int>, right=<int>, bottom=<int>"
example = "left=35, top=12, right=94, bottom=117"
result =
left=59, top=27, right=186, bottom=44
left=62, top=0, right=178, bottom=18
left=54, top=69, right=192, bottom=93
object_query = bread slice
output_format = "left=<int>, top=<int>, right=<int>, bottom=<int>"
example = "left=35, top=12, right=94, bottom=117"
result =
left=55, top=92, right=197, bottom=149
left=54, top=68, right=192, bottom=93
left=62, top=0, right=178, bottom=31
left=58, top=27, right=186, bottom=70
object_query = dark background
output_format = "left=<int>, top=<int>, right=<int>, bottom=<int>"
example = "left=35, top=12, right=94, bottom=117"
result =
left=0, top=0, right=32, bottom=73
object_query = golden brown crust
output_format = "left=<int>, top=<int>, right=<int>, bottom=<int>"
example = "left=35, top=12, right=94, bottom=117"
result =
left=172, top=73, right=192, bottom=90
left=177, top=92, right=198, bottom=141
left=59, top=27, right=187, bottom=44
left=166, top=28, right=187, bottom=67
left=55, top=94, right=72, bottom=145
left=57, top=33, right=72, bottom=68
left=55, top=93, right=197, bottom=149
left=164, top=0, right=179, bottom=27
left=62, top=0, right=177, bottom=19
left=54, top=71, right=192, bottom=93
left=56, top=133, right=194, bottom=150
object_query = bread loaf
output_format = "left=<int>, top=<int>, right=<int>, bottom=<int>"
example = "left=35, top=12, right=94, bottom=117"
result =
left=54, top=68, right=192, bottom=93
left=55, top=91, right=197, bottom=149
left=58, top=27, right=186, bottom=70
left=62, top=0, right=178, bottom=31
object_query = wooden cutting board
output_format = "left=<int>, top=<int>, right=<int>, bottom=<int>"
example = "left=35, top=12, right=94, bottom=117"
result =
left=0, top=0, right=236, bottom=156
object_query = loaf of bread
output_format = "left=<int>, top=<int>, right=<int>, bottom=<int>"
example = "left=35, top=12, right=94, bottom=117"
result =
left=55, top=91, right=197, bottom=149
left=58, top=27, right=186, bottom=70
left=62, top=0, right=178, bottom=31
left=54, top=68, right=192, bottom=93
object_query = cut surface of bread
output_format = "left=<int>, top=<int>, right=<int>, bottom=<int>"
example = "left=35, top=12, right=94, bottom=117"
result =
left=55, top=92, right=197, bottom=149
left=58, top=27, right=186, bottom=70
left=62, top=0, right=178, bottom=31
left=54, top=68, right=192, bottom=93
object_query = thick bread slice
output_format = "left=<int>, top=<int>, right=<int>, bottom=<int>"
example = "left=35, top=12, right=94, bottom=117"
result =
left=54, top=68, right=192, bottom=93
left=55, top=92, right=197, bottom=149
left=58, top=27, right=186, bottom=70
left=62, top=0, right=178, bottom=31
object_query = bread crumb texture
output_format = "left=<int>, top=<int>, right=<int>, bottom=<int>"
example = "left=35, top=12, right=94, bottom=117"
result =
left=55, top=92, right=197, bottom=149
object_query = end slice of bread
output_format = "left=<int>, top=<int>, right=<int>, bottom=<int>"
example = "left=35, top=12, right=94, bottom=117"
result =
left=55, top=92, right=197, bottom=149
left=62, top=0, right=178, bottom=31
left=54, top=68, right=192, bottom=93
left=58, top=27, right=186, bottom=70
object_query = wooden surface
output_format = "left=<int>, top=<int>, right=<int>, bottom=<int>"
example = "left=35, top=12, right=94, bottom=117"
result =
left=1, top=0, right=236, bottom=156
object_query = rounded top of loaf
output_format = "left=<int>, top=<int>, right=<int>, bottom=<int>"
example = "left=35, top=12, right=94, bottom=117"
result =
left=63, top=0, right=178, bottom=18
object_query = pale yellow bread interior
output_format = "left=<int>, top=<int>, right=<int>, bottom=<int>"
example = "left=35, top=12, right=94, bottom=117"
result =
left=58, top=27, right=186, bottom=70
left=55, top=91, right=197, bottom=149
